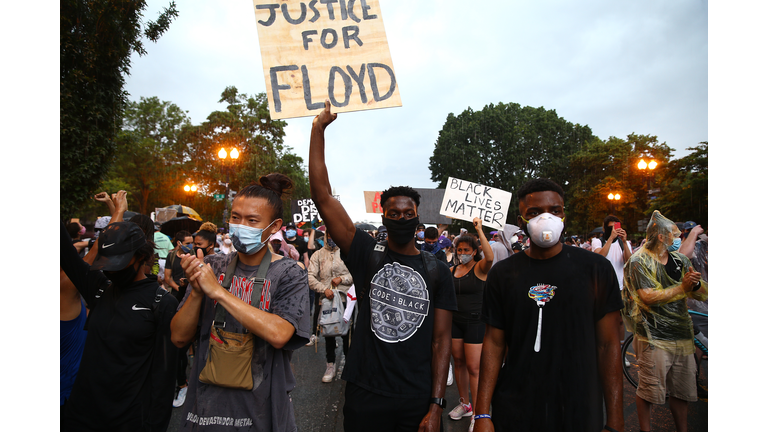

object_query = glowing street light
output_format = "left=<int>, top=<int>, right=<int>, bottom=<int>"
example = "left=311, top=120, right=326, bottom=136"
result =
left=217, top=147, right=240, bottom=226
left=607, top=192, right=621, bottom=214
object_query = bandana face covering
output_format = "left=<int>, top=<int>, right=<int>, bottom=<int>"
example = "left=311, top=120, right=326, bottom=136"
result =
left=381, top=216, right=420, bottom=245
left=521, top=213, right=564, bottom=248
left=230, top=220, right=276, bottom=255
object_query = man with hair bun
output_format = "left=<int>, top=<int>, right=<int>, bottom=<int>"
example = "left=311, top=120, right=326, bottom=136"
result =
left=171, top=173, right=311, bottom=432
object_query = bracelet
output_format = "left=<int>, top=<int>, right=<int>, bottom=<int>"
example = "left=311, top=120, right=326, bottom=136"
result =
left=604, top=425, right=619, bottom=432
left=474, top=414, right=491, bottom=420
left=692, top=281, right=701, bottom=292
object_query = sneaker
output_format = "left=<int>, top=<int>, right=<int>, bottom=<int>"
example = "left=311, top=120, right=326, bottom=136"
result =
left=305, top=334, right=317, bottom=347
left=322, top=362, right=335, bottom=383
left=447, top=363, right=454, bottom=386
left=173, top=386, right=188, bottom=408
left=448, top=399, right=473, bottom=420
left=469, top=415, right=475, bottom=432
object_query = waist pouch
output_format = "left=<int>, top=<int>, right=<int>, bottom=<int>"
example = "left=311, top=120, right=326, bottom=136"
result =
left=199, top=325, right=256, bottom=390
left=197, top=250, right=271, bottom=390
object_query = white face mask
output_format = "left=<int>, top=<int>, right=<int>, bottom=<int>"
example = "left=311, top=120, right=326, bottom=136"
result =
left=458, top=253, right=473, bottom=265
left=522, top=213, right=564, bottom=248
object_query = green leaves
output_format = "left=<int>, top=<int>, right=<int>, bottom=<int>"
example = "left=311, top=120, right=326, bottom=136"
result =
left=60, top=0, right=179, bottom=221
left=429, top=102, right=595, bottom=226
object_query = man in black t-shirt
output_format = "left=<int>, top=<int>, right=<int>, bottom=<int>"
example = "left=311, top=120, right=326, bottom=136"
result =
left=474, top=178, right=624, bottom=432
left=309, top=101, right=456, bottom=432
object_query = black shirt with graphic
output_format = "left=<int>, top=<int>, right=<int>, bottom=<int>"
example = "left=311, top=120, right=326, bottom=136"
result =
left=341, top=229, right=457, bottom=398
left=481, top=245, right=622, bottom=432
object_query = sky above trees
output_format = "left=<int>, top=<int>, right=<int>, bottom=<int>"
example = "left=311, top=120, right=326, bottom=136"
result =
left=122, top=1, right=708, bottom=224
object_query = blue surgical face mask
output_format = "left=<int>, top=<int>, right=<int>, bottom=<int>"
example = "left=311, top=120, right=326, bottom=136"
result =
left=416, top=231, right=425, bottom=240
left=229, top=221, right=276, bottom=255
left=667, top=237, right=681, bottom=252
left=286, top=229, right=297, bottom=239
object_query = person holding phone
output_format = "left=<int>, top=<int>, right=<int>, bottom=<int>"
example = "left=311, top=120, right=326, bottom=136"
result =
left=592, top=215, right=632, bottom=345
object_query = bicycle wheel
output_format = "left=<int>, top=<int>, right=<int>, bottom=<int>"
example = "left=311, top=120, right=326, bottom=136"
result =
left=621, top=333, right=639, bottom=388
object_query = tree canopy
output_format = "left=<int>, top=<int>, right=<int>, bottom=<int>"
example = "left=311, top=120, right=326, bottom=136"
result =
left=429, top=102, right=595, bottom=227
left=70, top=88, right=310, bottom=226
left=60, top=0, right=179, bottom=221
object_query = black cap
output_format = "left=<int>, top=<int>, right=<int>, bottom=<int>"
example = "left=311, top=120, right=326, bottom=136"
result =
left=285, top=221, right=297, bottom=229
left=90, top=222, right=147, bottom=271
left=378, top=225, right=387, bottom=232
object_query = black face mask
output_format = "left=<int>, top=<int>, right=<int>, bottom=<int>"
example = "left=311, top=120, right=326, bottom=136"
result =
left=194, top=245, right=211, bottom=257
left=381, top=216, right=420, bottom=245
left=104, top=263, right=140, bottom=289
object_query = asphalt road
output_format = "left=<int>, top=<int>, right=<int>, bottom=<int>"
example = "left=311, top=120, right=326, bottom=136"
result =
left=166, top=332, right=707, bottom=432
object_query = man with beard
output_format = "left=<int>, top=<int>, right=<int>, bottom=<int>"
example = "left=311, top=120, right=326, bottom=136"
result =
left=474, top=178, right=623, bottom=432
left=309, top=101, right=456, bottom=432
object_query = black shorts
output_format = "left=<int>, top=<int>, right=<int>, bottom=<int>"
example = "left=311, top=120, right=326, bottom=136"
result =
left=344, top=382, right=443, bottom=432
left=451, top=320, right=485, bottom=344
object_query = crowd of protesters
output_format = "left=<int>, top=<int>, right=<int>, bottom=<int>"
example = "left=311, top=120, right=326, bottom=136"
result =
left=60, top=102, right=707, bottom=432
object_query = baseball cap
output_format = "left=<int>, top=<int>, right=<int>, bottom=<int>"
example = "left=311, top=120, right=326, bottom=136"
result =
left=90, top=222, right=147, bottom=271
left=285, top=221, right=297, bottom=229
left=683, top=221, right=697, bottom=231
left=378, top=225, right=387, bottom=233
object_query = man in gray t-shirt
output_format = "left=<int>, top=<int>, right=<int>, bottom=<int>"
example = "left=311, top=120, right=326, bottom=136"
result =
left=175, top=252, right=311, bottom=431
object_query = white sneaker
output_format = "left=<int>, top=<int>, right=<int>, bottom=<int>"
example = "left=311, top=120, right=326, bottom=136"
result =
left=447, top=363, right=454, bottom=386
left=173, top=386, right=188, bottom=408
left=448, top=398, right=473, bottom=420
left=322, top=362, right=335, bottom=383
left=469, top=415, right=476, bottom=432
left=305, top=334, right=317, bottom=346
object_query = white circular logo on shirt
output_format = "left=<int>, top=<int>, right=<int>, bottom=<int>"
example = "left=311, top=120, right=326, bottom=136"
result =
left=369, top=262, right=431, bottom=343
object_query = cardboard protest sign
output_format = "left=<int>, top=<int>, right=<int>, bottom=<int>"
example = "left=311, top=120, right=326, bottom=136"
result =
left=252, top=0, right=402, bottom=120
left=439, top=177, right=512, bottom=230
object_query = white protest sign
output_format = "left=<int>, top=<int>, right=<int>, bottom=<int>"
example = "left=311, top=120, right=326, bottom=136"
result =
left=439, top=177, right=512, bottom=230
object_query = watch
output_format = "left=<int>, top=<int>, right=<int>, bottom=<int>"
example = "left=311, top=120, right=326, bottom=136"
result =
left=429, top=397, right=446, bottom=409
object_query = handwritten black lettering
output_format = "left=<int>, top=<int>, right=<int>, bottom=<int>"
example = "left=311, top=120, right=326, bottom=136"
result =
left=281, top=2, right=307, bottom=24
left=255, top=4, right=280, bottom=26
left=367, top=63, right=396, bottom=102
left=328, top=66, right=353, bottom=107
left=301, top=65, right=325, bottom=110
left=269, top=65, right=298, bottom=112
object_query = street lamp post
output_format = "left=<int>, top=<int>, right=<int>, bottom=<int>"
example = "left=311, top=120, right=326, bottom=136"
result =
left=607, top=192, right=621, bottom=215
left=218, top=148, right=240, bottom=227
left=183, top=184, right=197, bottom=204
left=637, top=158, right=659, bottom=193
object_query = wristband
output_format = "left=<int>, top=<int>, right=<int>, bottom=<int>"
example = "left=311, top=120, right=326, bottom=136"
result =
left=692, top=281, right=701, bottom=292
left=604, top=425, right=619, bottom=432
left=474, top=414, right=491, bottom=420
